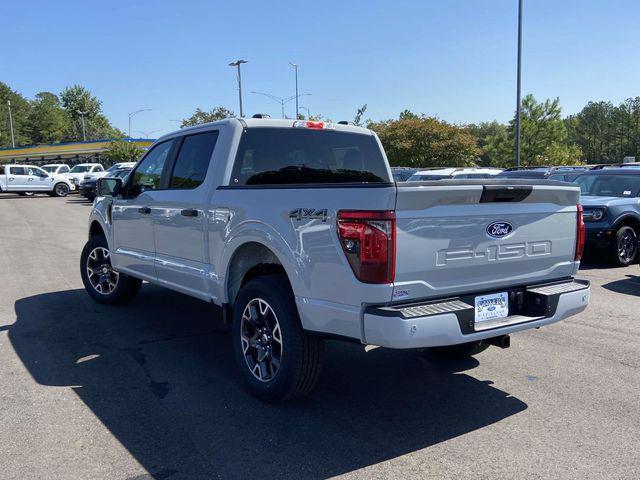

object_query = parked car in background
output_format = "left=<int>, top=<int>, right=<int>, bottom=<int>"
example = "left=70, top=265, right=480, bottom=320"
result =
left=576, top=168, right=640, bottom=266
left=80, top=167, right=132, bottom=201
left=41, top=163, right=71, bottom=175
left=497, top=166, right=587, bottom=180
left=62, top=163, right=105, bottom=189
left=408, top=167, right=502, bottom=181
left=0, top=164, right=75, bottom=197
left=81, top=118, right=590, bottom=402
left=81, top=162, right=136, bottom=186
left=390, top=167, right=418, bottom=181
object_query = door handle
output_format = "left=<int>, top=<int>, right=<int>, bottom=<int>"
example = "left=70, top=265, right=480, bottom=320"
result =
left=8, top=177, right=14, bottom=181
left=138, top=207, right=151, bottom=214
left=181, top=208, right=198, bottom=217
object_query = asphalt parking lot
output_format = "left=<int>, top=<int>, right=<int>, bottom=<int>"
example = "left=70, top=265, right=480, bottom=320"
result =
left=1, top=194, right=639, bottom=480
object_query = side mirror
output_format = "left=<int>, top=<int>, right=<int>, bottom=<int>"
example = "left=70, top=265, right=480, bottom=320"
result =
left=97, top=177, right=123, bottom=197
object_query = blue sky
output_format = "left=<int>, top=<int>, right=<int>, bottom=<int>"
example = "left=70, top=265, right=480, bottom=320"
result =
left=2, top=0, right=638, bottom=137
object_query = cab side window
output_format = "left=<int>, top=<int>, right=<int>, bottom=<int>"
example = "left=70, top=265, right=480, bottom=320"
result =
left=10, top=166, right=27, bottom=175
left=169, top=131, right=218, bottom=189
left=128, top=140, right=174, bottom=197
left=61, top=166, right=70, bottom=173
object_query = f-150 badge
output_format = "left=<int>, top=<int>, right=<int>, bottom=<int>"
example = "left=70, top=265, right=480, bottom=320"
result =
left=289, top=208, right=328, bottom=222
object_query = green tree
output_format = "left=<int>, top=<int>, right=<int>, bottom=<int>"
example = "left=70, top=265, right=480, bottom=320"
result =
left=0, top=82, right=32, bottom=147
left=485, top=94, right=582, bottom=167
left=104, top=139, right=144, bottom=163
left=369, top=111, right=480, bottom=167
left=465, top=121, right=508, bottom=166
left=26, top=92, right=70, bottom=144
left=181, top=106, right=234, bottom=127
left=60, top=85, right=123, bottom=141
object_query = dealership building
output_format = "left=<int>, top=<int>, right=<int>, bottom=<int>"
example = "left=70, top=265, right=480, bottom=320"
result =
left=0, top=138, right=155, bottom=166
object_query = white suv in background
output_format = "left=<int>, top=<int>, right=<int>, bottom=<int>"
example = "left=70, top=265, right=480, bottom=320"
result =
left=408, top=167, right=503, bottom=181
left=62, top=163, right=104, bottom=189
left=0, top=164, right=75, bottom=196
left=42, top=164, right=71, bottom=175
left=81, top=162, right=136, bottom=185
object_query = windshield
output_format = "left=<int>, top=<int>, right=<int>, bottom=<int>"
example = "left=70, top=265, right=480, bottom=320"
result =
left=42, top=166, right=57, bottom=173
left=576, top=174, right=640, bottom=197
left=114, top=169, right=131, bottom=178
left=70, top=165, right=91, bottom=173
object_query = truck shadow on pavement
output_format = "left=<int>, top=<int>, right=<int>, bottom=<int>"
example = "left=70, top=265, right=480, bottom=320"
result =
left=11, top=286, right=527, bottom=480
left=602, top=274, right=640, bottom=297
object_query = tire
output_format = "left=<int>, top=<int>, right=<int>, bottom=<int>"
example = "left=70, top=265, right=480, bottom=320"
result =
left=80, top=234, right=142, bottom=304
left=52, top=182, right=70, bottom=197
left=611, top=226, right=637, bottom=267
left=86, top=194, right=96, bottom=202
left=422, top=340, right=490, bottom=359
left=232, top=275, right=323, bottom=403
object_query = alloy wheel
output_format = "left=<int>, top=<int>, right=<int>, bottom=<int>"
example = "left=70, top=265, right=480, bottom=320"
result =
left=86, top=247, right=119, bottom=295
left=240, top=298, right=283, bottom=382
left=56, top=184, right=69, bottom=196
left=618, top=229, right=637, bottom=263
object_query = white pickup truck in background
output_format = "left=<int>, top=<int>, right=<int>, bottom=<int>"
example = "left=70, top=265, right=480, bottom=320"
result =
left=0, top=164, right=75, bottom=196
left=81, top=118, right=590, bottom=403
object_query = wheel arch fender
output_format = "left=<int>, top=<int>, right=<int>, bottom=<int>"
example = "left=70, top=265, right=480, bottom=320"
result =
left=220, top=222, right=304, bottom=306
left=612, top=212, right=640, bottom=232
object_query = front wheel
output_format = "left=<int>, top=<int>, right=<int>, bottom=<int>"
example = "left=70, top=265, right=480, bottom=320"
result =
left=232, top=275, right=323, bottom=403
left=52, top=182, right=70, bottom=197
left=80, top=234, right=142, bottom=304
left=612, top=226, right=637, bottom=266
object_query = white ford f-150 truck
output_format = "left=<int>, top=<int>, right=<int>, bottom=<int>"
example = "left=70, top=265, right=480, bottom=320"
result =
left=0, top=164, right=75, bottom=196
left=82, top=118, right=590, bottom=402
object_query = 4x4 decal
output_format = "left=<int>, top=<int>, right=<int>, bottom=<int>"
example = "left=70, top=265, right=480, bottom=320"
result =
left=289, top=208, right=328, bottom=222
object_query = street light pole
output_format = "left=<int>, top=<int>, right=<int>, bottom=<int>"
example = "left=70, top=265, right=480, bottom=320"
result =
left=77, top=110, right=87, bottom=141
left=251, top=91, right=311, bottom=119
left=290, top=62, right=299, bottom=119
left=128, top=109, right=152, bottom=138
left=7, top=100, right=15, bottom=148
left=515, top=0, right=523, bottom=168
left=299, top=106, right=311, bottom=119
left=228, top=59, right=248, bottom=117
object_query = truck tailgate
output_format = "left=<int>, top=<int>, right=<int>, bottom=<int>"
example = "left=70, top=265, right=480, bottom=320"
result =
left=393, top=180, right=581, bottom=302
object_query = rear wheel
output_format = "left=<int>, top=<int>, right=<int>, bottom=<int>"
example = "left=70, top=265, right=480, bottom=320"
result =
left=80, top=234, right=142, bottom=304
left=52, top=183, right=70, bottom=197
left=612, top=226, right=637, bottom=266
left=422, top=340, right=490, bottom=359
left=232, top=275, right=323, bottom=403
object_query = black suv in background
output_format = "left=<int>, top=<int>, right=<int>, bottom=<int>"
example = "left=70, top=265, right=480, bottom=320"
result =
left=576, top=168, right=640, bottom=266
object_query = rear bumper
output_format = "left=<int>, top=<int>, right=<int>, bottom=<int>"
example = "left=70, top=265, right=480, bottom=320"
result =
left=363, top=279, right=590, bottom=349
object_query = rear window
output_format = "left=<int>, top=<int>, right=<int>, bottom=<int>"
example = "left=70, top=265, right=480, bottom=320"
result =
left=230, top=128, right=390, bottom=186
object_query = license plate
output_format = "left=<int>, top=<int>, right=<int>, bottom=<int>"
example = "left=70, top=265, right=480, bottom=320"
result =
left=475, top=292, right=509, bottom=323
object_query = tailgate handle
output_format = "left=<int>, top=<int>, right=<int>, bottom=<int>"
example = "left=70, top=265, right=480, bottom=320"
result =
left=480, top=185, right=532, bottom=203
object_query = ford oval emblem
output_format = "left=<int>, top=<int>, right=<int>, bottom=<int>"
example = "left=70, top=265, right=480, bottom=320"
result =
left=486, top=221, right=513, bottom=238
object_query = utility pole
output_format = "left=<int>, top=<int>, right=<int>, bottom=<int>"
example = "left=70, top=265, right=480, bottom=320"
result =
left=77, top=110, right=87, bottom=141
left=7, top=100, right=15, bottom=148
left=228, top=59, right=248, bottom=117
left=515, top=0, right=523, bottom=168
left=290, top=62, right=299, bottom=119
left=128, top=109, right=151, bottom=138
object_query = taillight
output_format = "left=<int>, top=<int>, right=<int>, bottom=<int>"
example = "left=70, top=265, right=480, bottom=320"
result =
left=337, top=210, right=395, bottom=284
left=575, top=204, right=585, bottom=261
left=292, top=120, right=335, bottom=130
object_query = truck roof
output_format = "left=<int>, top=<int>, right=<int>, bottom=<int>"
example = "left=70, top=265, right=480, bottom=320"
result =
left=582, top=168, right=640, bottom=176
left=156, top=118, right=374, bottom=143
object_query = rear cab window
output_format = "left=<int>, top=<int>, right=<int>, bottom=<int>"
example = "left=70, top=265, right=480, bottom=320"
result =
left=230, top=128, right=390, bottom=186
